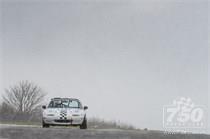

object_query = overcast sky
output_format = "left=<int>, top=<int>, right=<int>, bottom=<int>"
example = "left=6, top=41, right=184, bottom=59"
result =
left=1, top=0, right=209, bottom=132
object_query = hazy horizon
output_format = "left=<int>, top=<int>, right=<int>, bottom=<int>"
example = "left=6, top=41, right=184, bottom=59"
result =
left=1, top=0, right=209, bottom=133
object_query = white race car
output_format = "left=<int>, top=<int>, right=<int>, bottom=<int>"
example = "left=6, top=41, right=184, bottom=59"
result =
left=42, top=98, right=88, bottom=129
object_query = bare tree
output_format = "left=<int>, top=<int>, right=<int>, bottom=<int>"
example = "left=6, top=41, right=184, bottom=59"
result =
left=2, top=81, right=46, bottom=117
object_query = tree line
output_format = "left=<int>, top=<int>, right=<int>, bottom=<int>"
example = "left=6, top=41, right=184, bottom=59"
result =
left=0, top=81, right=46, bottom=122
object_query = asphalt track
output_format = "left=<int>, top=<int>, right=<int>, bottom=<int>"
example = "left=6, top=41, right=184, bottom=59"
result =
left=0, top=124, right=209, bottom=139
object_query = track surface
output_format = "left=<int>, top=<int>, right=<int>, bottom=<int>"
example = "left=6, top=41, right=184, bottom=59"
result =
left=0, top=124, right=209, bottom=139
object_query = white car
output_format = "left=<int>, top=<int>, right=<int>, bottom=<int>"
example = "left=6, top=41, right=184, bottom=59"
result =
left=42, top=98, right=88, bottom=129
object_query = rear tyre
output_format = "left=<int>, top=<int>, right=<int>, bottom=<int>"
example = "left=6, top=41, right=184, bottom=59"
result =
left=42, top=120, right=50, bottom=128
left=80, top=117, right=87, bottom=129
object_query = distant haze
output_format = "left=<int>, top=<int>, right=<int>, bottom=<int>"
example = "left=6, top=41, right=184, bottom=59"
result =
left=1, top=0, right=209, bottom=133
